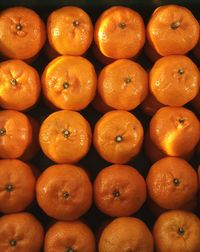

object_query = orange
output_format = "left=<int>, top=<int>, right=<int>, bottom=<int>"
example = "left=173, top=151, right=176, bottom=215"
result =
left=0, top=60, right=41, bottom=111
left=94, top=6, right=145, bottom=59
left=93, top=110, right=144, bottom=164
left=149, top=196, right=197, bottom=217
left=144, top=42, right=161, bottom=63
left=44, top=221, right=96, bottom=252
left=20, top=116, right=40, bottom=161
left=150, top=55, right=199, bottom=106
left=99, top=217, right=154, bottom=252
left=150, top=106, right=200, bottom=156
left=0, top=159, right=35, bottom=213
left=94, top=164, right=146, bottom=217
left=41, top=56, right=97, bottom=111
left=36, top=164, right=92, bottom=221
left=98, top=59, right=148, bottom=110
left=0, top=7, right=46, bottom=60
left=92, top=93, right=113, bottom=114
left=140, top=92, right=164, bottom=117
left=0, top=212, right=44, bottom=252
left=153, top=210, right=200, bottom=252
left=0, top=110, right=32, bottom=158
left=147, top=5, right=199, bottom=56
left=146, top=157, right=198, bottom=209
left=47, top=6, right=93, bottom=56
left=144, top=130, right=193, bottom=163
left=39, top=110, right=92, bottom=163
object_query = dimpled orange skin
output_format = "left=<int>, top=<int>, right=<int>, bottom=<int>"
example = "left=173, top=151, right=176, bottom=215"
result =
left=47, top=6, right=93, bottom=56
left=0, top=159, right=36, bottom=213
left=0, top=7, right=46, bottom=60
left=98, top=59, right=148, bottom=110
left=99, top=217, right=154, bottom=252
left=0, top=212, right=44, bottom=252
left=94, top=6, right=145, bottom=59
left=147, top=5, right=199, bottom=56
left=39, top=110, right=92, bottom=163
left=0, top=60, right=41, bottom=111
left=41, top=56, right=97, bottom=111
left=146, top=157, right=198, bottom=209
left=94, top=164, right=146, bottom=217
left=150, top=107, right=200, bottom=156
left=44, top=221, right=96, bottom=252
left=93, top=110, right=144, bottom=164
left=140, top=92, right=164, bottom=117
left=153, top=210, right=200, bottom=252
left=150, top=55, right=199, bottom=106
left=0, top=110, right=32, bottom=158
left=36, top=164, right=92, bottom=221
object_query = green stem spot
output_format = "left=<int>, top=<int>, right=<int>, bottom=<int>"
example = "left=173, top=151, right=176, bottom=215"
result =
left=10, top=240, right=17, bottom=247
left=177, top=227, right=185, bottom=236
left=115, top=135, right=123, bottom=143
left=6, top=184, right=14, bottom=192
left=171, top=21, right=180, bottom=30
left=0, top=128, right=6, bottom=136
left=119, top=22, right=126, bottom=29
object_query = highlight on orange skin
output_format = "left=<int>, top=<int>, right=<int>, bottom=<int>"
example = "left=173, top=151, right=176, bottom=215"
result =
left=94, top=6, right=145, bottom=59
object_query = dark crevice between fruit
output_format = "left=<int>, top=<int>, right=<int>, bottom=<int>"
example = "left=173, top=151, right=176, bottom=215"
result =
left=73, top=20, right=79, bottom=27
left=115, top=135, right=123, bottom=143
left=0, top=128, right=6, bottom=136
left=113, top=190, right=120, bottom=198
left=63, top=191, right=70, bottom=199
left=173, top=178, right=180, bottom=186
left=177, top=227, right=185, bottom=236
left=16, top=24, right=22, bottom=31
left=63, top=130, right=70, bottom=138
left=10, top=240, right=17, bottom=247
left=171, top=21, right=180, bottom=30
left=119, top=22, right=126, bottom=29
left=63, top=82, right=70, bottom=89
left=6, top=184, right=14, bottom=192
